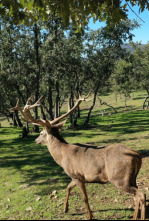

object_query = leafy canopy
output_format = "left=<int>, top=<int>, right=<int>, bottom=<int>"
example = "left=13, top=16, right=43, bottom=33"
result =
left=0, top=0, right=149, bottom=27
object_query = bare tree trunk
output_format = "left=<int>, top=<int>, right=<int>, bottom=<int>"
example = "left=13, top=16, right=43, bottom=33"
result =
left=78, top=106, right=81, bottom=118
left=26, top=122, right=29, bottom=133
left=8, top=98, right=21, bottom=127
left=33, top=22, right=41, bottom=133
left=14, top=110, right=23, bottom=127
left=49, top=99, right=54, bottom=120
left=143, top=96, right=149, bottom=109
left=40, top=106, right=46, bottom=120
left=69, top=89, right=74, bottom=126
left=46, top=86, right=54, bottom=120
left=22, top=127, right=29, bottom=138
left=125, top=96, right=127, bottom=109
left=84, top=83, right=99, bottom=126
left=55, top=81, right=60, bottom=118
left=10, top=112, right=17, bottom=127
left=68, top=87, right=78, bottom=127
left=98, top=97, right=117, bottom=113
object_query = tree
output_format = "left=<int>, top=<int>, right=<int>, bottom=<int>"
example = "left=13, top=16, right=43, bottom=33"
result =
left=83, top=47, right=114, bottom=125
left=112, top=55, right=135, bottom=108
left=41, top=16, right=69, bottom=120
left=0, top=16, right=43, bottom=128
left=0, top=0, right=148, bottom=28
left=0, top=15, right=142, bottom=129
left=83, top=19, right=139, bottom=124
left=133, top=43, right=149, bottom=109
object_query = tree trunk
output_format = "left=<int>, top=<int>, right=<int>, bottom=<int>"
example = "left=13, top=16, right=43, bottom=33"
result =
left=33, top=23, right=41, bottom=133
left=69, top=92, right=74, bottom=125
left=143, top=96, right=149, bottom=109
left=55, top=81, right=60, bottom=118
left=78, top=106, right=81, bottom=118
left=84, top=83, right=99, bottom=126
left=49, top=90, right=54, bottom=120
left=45, top=86, right=54, bottom=120
left=26, top=122, right=29, bottom=133
left=22, top=127, right=29, bottom=138
left=69, top=88, right=78, bottom=127
left=98, top=97, right=117, bottom=114
left=40, top=106, right=46, bottom=120
left=124, top=96, right=127, bottom=109
left=11, top=113, right=17, bottom=127
left=14, top=110, right=23, bottom=127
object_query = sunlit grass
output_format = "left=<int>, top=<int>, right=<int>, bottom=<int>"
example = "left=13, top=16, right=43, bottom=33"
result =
left=0, top=90, right=149, bottom=220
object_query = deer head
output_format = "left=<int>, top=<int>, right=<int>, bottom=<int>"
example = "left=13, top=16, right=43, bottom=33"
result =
left=35, top=120, right=67, bottom=145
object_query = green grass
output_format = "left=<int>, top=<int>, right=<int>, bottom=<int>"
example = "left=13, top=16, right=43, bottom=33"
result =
left=0, top=91, right=149, bottom=220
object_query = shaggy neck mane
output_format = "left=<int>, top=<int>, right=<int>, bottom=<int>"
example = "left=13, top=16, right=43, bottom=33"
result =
left=50, top=127, right=68, bottom=144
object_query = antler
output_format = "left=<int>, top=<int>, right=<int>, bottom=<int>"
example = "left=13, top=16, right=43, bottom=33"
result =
left=50, top=90, right=92, bottom=125
left=9, top=90, right=92, bottom=128
left=9, top=97, right=49, bottom=128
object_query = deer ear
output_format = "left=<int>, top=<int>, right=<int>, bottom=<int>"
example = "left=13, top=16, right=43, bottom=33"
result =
left=55, top=120, right=67, bottom=129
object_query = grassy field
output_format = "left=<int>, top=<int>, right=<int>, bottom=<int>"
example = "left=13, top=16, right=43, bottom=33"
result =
left=0, top=91, right=149, bottom=220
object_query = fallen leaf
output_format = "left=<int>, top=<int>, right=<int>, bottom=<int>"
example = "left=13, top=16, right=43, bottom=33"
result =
left=20, top=184, right=30, bottom=189
left=26, top=206, right=33, bottom=212
left=114, top=198, right=118, bottom=203
left=36, top=196, right=41, bottom=201
left=128, top=205, right=133, bottom=209
left=52, top=190, right=57, bottom=195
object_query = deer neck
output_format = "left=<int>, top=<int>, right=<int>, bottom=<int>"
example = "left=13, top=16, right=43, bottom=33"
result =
left=46, top=129, right=67, bottom=167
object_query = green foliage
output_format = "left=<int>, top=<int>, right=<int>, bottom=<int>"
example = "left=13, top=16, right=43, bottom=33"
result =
left=0, top=0, right=148, bottom=28
left=112, top=55, right=135, bottom=106
left=133, top=43, right=149, bottom=95
left=0, top=17, right=39, bottom=114
left=0, top=16, right=139, bottom=124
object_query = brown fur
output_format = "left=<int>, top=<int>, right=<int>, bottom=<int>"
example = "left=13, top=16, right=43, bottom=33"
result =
left=36, top=125, right=146, bottom=220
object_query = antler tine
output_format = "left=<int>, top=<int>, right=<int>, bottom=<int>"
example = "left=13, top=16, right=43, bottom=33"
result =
left=27, top=96, right=43, bottom=110
left=84, top=89, right=93, bottom=100
left=16, top=99, right=21, bottom=108
left=23, top=96, right=46, bottom=127
left=9, top=99, right=22, bottom=112
left=10, top=97, right=48, bottom=128
left=26, top=97, right=32, bottom=105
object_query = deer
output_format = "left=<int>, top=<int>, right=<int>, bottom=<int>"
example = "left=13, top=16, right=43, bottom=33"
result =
left=9, top=92, right=146, bottom=220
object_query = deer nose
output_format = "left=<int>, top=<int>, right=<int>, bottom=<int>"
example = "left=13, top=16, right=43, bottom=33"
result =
left=35, top=138, right=41, bottom=145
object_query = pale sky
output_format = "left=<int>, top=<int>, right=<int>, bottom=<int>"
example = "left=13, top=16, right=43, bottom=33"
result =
left=89, top=3, right=149, bottom=44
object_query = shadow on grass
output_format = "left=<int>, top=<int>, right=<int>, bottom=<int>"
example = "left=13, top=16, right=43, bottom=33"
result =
left=146, top=202, right=149, bottom=220
left=139, top=150, right=149, bottom=158
left=70, top=208, right=134, bottom=220
left=68, top=109, right=149, bottom=137
left=71, top=203, right=149, bottom=220
left=0, top=133, right=70, bottom=195
left=1, top=108, right=149, bottom=196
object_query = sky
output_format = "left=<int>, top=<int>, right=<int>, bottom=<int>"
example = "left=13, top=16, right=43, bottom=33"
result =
left=89, top=3, right=149, bottom=44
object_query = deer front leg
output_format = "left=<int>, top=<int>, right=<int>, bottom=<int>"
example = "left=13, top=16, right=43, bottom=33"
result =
left=133, top=197, right=140, bottom=220
left=77, top=181, right=93, bottom=220
left=140, top=193, right=146, bottom=221
left=64, top=180, right=76, bottom=213
left=133, top=191, right=146, bottom=220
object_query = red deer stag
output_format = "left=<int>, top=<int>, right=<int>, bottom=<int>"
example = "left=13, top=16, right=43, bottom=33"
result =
left=10, top=93, right=146, bottom=220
